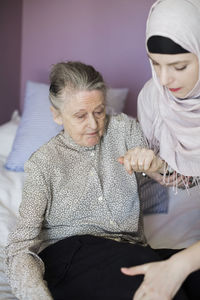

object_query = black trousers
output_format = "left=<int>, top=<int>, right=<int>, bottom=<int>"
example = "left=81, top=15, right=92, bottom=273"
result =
left=39, top=235, right=199, bottom=300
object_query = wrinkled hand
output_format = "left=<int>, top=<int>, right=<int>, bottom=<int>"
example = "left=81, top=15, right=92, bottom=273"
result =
left=121, top=259, right=187, bottom=300
left=118, top=148, right=163, bottom=175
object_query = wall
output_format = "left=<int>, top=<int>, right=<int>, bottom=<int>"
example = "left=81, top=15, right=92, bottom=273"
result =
left=0, top=0, right=156, bottom=124
left=0, top=0, right=22, bottom=124
left=21, top=0, right=155, bottom=117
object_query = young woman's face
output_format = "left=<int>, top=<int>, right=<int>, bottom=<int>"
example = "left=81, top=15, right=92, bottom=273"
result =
left=148, top=52, right=199, bottom=98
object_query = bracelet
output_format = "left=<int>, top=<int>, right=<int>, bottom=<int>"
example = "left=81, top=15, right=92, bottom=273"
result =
left=160, top=170, right=174, bottom=176
left=142, top=172, right=148, bottom=177
left=160, top=165, right=174, bottom=176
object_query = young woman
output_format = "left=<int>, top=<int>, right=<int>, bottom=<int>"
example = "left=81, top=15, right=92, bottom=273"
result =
left=122, top=0, right=200, bottom=299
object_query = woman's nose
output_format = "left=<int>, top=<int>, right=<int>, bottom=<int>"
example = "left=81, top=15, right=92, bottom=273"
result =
left=159, top=68, right=173, bottom=87
left=88, top=115, right=98, bottom=129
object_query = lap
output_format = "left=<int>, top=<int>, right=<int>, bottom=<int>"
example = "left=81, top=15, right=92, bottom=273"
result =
left=39, top=235, right=189, bottom=300
left=39, top=235, right=158, bottom=299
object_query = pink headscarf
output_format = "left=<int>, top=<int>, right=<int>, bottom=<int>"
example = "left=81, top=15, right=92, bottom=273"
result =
left=138, top=0, right=200, bottom=177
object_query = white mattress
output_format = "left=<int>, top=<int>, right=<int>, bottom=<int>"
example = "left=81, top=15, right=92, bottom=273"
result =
left=0, top=155, right=24, bottom=300
left=144, top=185, right=200, bottom=249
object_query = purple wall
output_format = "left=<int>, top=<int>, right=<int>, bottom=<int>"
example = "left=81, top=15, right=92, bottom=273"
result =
left=21, top=0, right=155, bottom=117
left=0, top=0, right=22, bottom=125
left=1, top=0, right=156, bottom=125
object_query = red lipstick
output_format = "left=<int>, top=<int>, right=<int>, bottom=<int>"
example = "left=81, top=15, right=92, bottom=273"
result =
left=169, top=88, right=181, bottom=92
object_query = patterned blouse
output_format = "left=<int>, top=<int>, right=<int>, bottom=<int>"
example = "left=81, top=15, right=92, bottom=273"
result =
left=6, top=113, right=147, bottom=300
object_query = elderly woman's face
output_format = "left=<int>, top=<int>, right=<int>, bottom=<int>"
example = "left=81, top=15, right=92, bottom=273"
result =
left=53, top=90, right=106, bottom=147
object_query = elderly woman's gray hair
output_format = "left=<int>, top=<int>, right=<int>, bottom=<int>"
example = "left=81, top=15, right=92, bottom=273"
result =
left=49, top=61, right=107, bottom=110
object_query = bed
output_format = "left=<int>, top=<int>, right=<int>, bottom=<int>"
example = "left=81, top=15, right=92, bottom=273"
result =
left=1, top=82, right=200, bottom=300
left=0, top=111, right=23, bottom=299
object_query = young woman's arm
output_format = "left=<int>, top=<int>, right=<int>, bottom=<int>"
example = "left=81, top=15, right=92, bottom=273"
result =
left=121, top=241, right=200, bottom=300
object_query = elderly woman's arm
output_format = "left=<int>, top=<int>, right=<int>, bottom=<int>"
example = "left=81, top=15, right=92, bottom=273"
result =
left=121, top=241, right=200, bottom=300
left=7, top=254, right=53, bottom=300
left=5, top=158, right=53, bottom=300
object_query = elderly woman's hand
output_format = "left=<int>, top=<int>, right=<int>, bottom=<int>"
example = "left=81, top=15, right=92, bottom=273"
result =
left=118, top=148, right=164, bottom=175
left=121, top=257, right=189, bottom=300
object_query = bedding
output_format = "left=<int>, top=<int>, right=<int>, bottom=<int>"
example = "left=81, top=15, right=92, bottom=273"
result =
left=1, top=109, right=200, bottom=299
left=0, top=111, right=20, bottom=158
left=0, top=154, right=23, bottom=299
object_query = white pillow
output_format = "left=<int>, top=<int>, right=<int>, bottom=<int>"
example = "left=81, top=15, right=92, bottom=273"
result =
left=5, top=81, right=129, bottom=172
left=0, top=111, right=20, bottom=157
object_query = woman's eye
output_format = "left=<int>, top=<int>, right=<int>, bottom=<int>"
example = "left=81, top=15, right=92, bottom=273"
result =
left=152, top=61, right=159, bottom=66
left=175, top=65, right=187, bottom=71
left=95, top=110, right=104, bottom=117
left=77, top=114, right=86, bottom=119
left=96, top=110, right=103, bottom=114
left=152, top=63, right=160, bottom=70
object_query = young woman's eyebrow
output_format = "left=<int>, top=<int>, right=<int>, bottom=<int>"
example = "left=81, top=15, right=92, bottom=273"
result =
left=147, top=54, right=189, bottom=66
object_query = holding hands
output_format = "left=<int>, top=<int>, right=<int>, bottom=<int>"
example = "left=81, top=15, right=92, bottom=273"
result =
left=118, top=147, right=164, bottom=175
left=118, top=148, right=190, bottom=189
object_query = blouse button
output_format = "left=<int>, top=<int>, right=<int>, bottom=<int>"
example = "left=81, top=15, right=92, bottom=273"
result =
left=90, top=170, right=94, bottom=176
left=98, top=196, right=103, bottom=202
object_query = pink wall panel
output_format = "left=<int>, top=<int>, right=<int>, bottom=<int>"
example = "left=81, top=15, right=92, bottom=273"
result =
left=21, top=0, right=155, bottom=116
left=0, top=0, right=22, bottom=124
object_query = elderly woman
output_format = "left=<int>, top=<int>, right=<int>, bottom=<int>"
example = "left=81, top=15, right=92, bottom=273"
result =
left=6, top=61, right=165, bottom=300
left=122, top=0, right=200, bottom=299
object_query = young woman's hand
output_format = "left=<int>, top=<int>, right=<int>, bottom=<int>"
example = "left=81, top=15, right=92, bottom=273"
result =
left=121, top=257, right=189, bottom=300
left=118, top=148, right=164, bottom=174
left=148, top=171, right=192, bottom=188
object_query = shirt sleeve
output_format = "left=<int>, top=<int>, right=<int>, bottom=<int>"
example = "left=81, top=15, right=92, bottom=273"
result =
left=125, top=115, right=148, bottom=150
left=5, top=155, right=53, bottom=300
